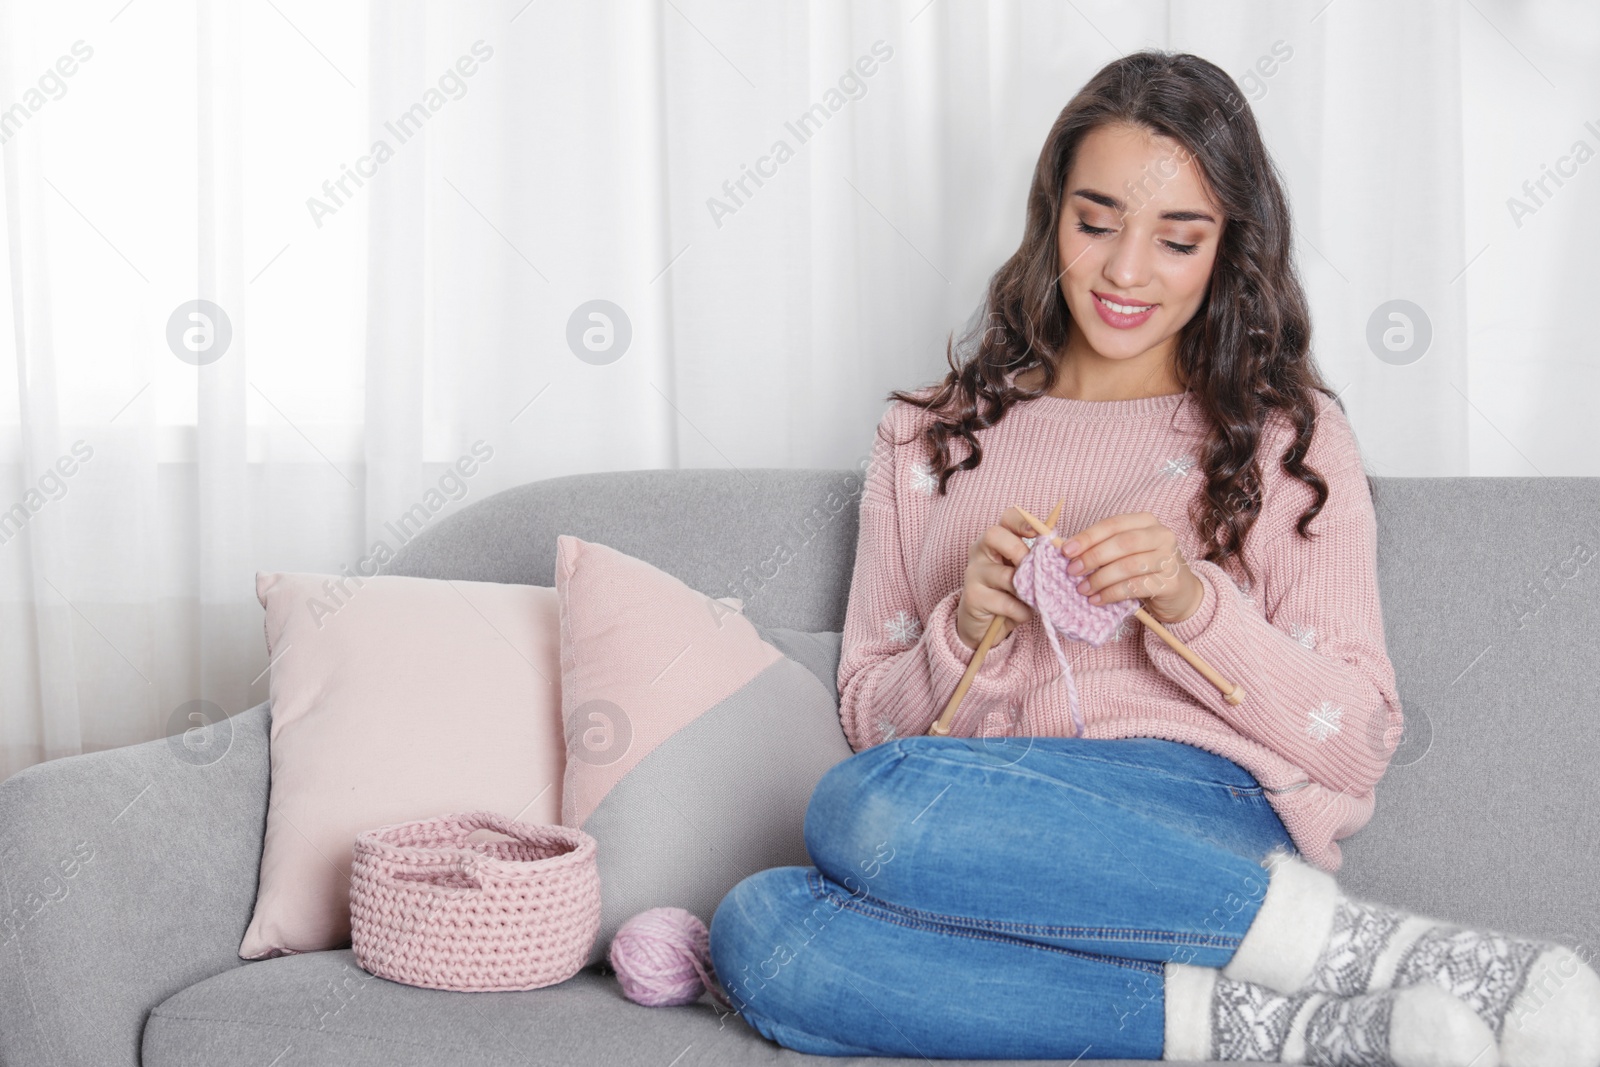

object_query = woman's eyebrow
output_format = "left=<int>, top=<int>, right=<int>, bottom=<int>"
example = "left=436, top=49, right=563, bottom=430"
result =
left=1071, top=188, right=1217, bottom=224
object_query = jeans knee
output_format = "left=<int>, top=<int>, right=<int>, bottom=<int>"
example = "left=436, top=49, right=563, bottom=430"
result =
left=710, top=866, right=841, bottom=1021
left=709, top=865, right=893, bottom=1056
left=812, top=738, right=908, bottom=800
left=803, top=741, right=917, bottom=882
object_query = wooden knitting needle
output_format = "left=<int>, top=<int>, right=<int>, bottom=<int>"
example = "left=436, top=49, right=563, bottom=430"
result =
left=928, top=500, right=1063, bottom=737
left=1010, top=505, right=1245, bottom=708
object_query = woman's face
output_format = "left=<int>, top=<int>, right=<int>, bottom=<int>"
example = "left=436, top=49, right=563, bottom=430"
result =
left=1055, top=121, right=1224, bottom=366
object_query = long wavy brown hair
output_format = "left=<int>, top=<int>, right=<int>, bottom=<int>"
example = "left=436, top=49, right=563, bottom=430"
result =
left=889, top=50, right=1363, bottom=590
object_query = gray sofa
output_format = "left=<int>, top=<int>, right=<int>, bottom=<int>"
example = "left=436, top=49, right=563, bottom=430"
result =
left=1, top=468, right=1595, bottom=1067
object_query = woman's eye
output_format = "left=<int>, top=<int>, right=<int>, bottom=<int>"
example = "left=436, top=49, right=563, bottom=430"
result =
left=1075, top=217, right=1199, bottom=254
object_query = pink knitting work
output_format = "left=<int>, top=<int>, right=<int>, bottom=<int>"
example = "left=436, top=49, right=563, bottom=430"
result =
left=1011, top=536, right=1141, bottom=737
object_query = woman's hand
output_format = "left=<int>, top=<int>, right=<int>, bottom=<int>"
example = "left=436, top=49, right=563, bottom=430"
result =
left=955, top=507, right=1039, bottom=651
left=1059, top=511, right=1204, bottom=625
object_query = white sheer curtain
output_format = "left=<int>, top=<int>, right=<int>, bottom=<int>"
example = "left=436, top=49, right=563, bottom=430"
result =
left=2, top=0, right=1596, bottom=777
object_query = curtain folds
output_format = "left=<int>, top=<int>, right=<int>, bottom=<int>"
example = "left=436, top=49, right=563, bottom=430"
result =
left=1, top=0, right=1594, bottom=776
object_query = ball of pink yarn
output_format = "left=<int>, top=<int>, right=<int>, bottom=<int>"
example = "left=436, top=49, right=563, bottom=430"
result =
left=609, top=907, right=716, bottom=1007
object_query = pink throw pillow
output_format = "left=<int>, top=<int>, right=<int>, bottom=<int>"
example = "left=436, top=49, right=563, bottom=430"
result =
left=241, top=571, right=563, bottom=960
left=556, top=538, right=783, bottom=827
left=556, top=536, right=853, bottom=964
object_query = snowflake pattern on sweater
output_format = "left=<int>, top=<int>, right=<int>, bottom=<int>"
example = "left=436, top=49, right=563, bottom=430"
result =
left=1160, top=454, right=1197, bottom=478
left=1289, top=622, right=1317, bottom=649
left=1307, top=700, right=1344, bottom=742
left=883, top=610, right=922, bottom=644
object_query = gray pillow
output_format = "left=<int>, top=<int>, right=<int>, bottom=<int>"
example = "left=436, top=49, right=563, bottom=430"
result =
left=750, top=626, right=842, bottom=703
left=578, top=627, right=852, bottom=966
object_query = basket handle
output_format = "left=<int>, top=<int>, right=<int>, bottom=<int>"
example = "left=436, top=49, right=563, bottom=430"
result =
left=439, top=811, right=533, bottom=887
left=445, top=849, right=483, bottom=888
left=373, top=811, right=585, bottom=886
left=386, top=848, right=484, bottom=890
left=450, top=810, right=532, bottom=846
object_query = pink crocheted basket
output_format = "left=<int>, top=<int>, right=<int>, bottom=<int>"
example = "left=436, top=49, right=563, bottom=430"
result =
left=349, top=811, right=601, bottom=992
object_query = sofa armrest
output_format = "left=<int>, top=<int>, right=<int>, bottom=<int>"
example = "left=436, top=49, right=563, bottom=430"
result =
left=0, top=702, right=270, bottom=1067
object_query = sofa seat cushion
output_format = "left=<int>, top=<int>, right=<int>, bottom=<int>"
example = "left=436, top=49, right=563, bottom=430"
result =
left=142, top=949, right=1226, bottom=1066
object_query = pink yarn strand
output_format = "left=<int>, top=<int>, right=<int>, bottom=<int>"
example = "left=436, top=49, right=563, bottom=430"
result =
left=1033, top=599, right=1086, bottom=736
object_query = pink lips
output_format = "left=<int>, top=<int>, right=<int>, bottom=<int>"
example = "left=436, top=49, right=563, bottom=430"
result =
left=1090, top=290, right=1157, bottom=329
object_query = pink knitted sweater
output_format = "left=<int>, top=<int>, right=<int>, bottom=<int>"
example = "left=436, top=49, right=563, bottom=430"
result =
left=836, top=383, right=1404, bottom=872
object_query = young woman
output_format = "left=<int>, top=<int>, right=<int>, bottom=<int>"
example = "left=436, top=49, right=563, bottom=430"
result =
left=708, top=51, right=1599, bottom=1066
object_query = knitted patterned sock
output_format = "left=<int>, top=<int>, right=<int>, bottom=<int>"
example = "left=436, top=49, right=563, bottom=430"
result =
left=1306, top=897, right=1600, bottom=1067
left=1222, top=851, right=1600, bottom=1067
left=1163, top=963, right=1498, bottom=1066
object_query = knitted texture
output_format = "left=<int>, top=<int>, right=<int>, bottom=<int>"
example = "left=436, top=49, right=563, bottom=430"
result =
left=349, top=811, right=600, bottom=992
left=1011, top=536, right=1142, bottom=737
left=837, top=379, right=1404, bottom=872
left=609, top=907, right=727, bottom=1007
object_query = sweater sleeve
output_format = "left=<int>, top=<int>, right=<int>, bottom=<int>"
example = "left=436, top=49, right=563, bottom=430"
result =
left=1139, top=405, right=1404, bottom=795
left=836, top=405, right=1043, bottom=750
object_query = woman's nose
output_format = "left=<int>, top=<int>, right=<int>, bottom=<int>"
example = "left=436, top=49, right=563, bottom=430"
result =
left=1102, top=230, right=1153, bottom=290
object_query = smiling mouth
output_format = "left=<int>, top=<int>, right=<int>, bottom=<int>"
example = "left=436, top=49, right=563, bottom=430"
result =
left=1094, top=293, right=1156, bottom=314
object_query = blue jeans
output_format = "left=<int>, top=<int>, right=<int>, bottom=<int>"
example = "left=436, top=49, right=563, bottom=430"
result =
left=708, top=735, right=1296, bottom=1060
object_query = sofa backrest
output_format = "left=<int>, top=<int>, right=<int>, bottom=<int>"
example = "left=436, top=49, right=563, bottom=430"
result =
left=388, top=470, right=1600, bottom=952
left=386, top=468, right=866, bottom=631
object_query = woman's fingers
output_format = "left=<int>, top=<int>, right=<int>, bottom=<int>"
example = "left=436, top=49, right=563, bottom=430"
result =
left=965, top=537, right=1032, bottom=619
left=957, top=521, right=1040, bottom=649
left=978, top=520, right=1032, bottom=568
left=1000, top=506, right=1046, bottom=539
left=1062, top=512, right=1157, bottom=564
left=966, top=579, right=1033, bottom=626
left=1074, top=549, right=1182, bottom=604
left=972, top=553, right=1025, bottom=599
left=1067, top=530, right=1157, bottom=584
